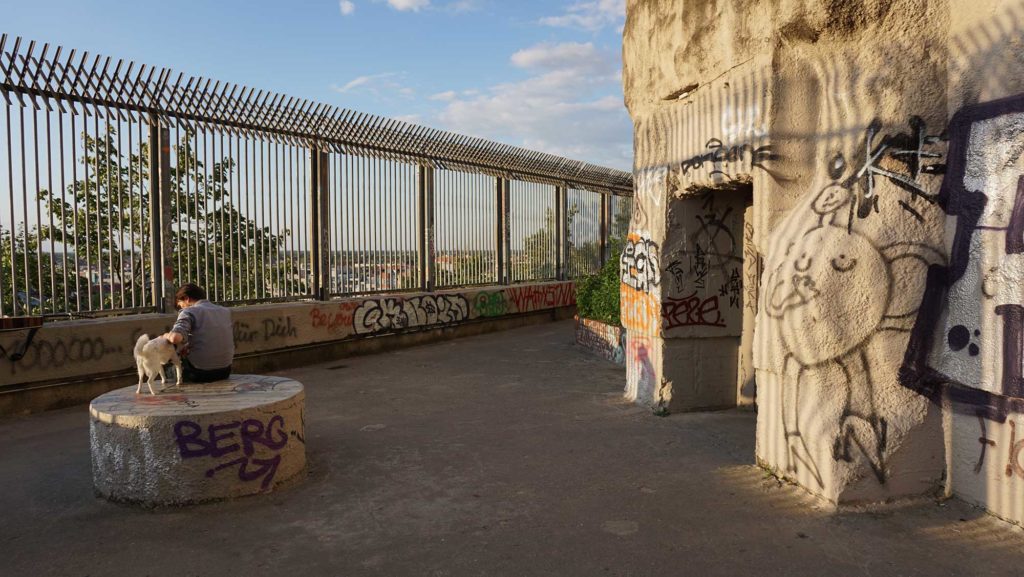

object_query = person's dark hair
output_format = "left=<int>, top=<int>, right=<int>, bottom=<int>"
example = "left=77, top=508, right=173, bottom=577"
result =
left=175, top=283, right=206, bottom=308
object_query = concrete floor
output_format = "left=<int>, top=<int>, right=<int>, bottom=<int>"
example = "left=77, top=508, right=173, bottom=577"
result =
left=3, top=321, right=1024, bottom=577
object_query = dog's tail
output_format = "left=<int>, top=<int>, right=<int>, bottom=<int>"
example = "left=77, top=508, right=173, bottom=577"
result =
left=134, top=334, right=150, bottom=357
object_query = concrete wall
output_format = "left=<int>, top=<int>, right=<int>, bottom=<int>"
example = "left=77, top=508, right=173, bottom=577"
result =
left=0, top=282, right=575, bottom=415
left=623, top=0, right=1024, bottom=517
left=575, top=316, right=626, bottom=365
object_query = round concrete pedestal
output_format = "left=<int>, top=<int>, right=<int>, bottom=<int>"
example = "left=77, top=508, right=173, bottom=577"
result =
left=90, top=374, right=306, bottom=506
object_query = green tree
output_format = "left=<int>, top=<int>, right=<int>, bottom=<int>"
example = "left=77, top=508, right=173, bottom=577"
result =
left=0, top=225, right=65, bottom=315
left=522, top=203, right=584, bottom=280
left=26, top=125, right=297, bottom=314
left=575, top=236, right=623, bottom=325
left=437, top=250, right=495, bottom=286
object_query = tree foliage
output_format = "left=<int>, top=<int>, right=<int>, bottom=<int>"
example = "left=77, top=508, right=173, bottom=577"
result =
left=575, top=237, right=623, bottom=326
left=3, top=124, right=298, bottom=317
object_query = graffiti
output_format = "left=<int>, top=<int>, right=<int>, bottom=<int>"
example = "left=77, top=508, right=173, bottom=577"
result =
left=631, top=168, right=665, bottom=230
left=575, top=317, right=626, bottom=365
left=625, top=335, right=657, bottom=405
left=475, top=291, right=508, bottom=318
left=975, top=414, right=997, bottom=474
left=621, top=236, right=661, bottom=293
left=764, top=183, right=944, bottom=486
left=310, top=302, right=359, bottom=335
left=692, top=245, right=708, bottom=290
left=505, top=283, right=574, bottom=312
left=174, top=415, right=289, bottom=491
left=231, top=376, right=290, bottom=393
left=666, top=192, right=745, bottom=299
left=691, top=193, right=739, bottom=270
left=902, top=95, right=1024, bottom=422
left=666, top=260, right=686, bottom=292
left=676, top=139, right=774, bottom=179
left=719, top=269, right=743, bottom=309
left=743, top=221, right=760, bottom=312
left=813, top=117, right=946, bottom=229
left=970, top=416, right=1024, bottom=479
left=662, top=293, right=726, bottom=329
left=354, top=295, right=469, bottom=335
left=621, top=284, right=659, bottom=334
left=233, top=317, right=297, bottom=344
left=3, top=334, right=122, bottom=372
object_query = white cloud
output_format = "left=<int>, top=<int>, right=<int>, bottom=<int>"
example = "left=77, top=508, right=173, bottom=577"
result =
left=430, top=90, right=458, bottom=101
left=430, top=42, right=631, bottom=169
left=331, top=73, right=398, bottom=94
left=332, top=72, right=420, bottom=98
left=510, top=42, right=608, bottom=74
left=540, top=0, right=625, bottom=32
left=446, top=0, right=479, bottom=12
left=387, top=0, right=430, bottom=11
left=339, top=0, right=356, bottom=15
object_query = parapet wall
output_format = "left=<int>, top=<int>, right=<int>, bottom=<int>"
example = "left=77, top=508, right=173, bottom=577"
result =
left=0, top=282, right=574, bottom=415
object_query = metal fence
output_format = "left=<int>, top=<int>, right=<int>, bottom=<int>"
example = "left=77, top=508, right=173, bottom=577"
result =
left=0, top=35, right=633, bottom=318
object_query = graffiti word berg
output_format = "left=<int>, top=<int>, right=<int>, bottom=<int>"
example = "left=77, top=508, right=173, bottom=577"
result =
left=174, top=415, right=288, bottom=491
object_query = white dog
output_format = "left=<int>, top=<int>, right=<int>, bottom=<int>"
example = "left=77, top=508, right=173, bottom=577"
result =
left=133, top=334, right=183, bottom=395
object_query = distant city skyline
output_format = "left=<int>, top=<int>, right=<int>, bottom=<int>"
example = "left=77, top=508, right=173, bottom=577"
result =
left=3, top=0, right=631, bottom=170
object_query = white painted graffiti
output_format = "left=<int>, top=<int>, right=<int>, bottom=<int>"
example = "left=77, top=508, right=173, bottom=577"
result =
left=353, top=295, right=470, bottom=335
left=620, top=236, right=661, bottom=293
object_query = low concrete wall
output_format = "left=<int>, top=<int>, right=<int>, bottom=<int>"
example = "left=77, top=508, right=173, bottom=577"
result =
left=574, top=316, right=626, bottom=365
left=1, top=282, right=575, bottom=416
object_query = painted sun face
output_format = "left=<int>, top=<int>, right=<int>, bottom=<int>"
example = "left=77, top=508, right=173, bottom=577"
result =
left=766, top=225, right=889, bottom=365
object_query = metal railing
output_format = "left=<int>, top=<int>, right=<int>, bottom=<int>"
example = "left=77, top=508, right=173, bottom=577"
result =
left=0, top=35, right=633, bottom=318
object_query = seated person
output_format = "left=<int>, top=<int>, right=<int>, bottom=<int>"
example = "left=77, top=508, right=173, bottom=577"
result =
left=163, top=283, right=234, bottom=383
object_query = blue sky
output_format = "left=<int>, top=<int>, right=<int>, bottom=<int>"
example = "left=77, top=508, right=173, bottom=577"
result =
left=4, top=0, right=631, bottom=170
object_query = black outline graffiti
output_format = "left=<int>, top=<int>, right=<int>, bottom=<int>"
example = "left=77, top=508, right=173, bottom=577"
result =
left=677, top=139, right=775, bottom=179
left=620, top=237, right=661, bottom=293
left=810, top=117, right=947, bottom=233
left=353, top=295, right=469, bottom=336
left=901, top=94, right=1024, bottom=422
left=767, top=185, right=944, bottom=486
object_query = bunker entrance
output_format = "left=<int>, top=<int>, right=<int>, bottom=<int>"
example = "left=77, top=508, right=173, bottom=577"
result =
left=665, top=182, right=756, bottom=409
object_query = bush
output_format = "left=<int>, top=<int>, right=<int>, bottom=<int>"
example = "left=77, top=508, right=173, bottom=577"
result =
left=575, top=239, right=622, bottom=326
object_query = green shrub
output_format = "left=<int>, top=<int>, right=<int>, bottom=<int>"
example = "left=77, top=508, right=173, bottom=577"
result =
left=575, top=239, right=622, bottom=326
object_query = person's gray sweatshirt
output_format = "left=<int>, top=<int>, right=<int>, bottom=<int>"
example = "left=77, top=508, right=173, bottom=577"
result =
left=170, top=299, right=234, bottom=370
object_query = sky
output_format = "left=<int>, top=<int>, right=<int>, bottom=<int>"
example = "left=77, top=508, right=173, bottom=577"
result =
left=3, top=0, right=632, bottom=171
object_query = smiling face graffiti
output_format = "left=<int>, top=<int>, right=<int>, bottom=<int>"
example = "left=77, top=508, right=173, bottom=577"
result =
left=766, top=224, right=890, bottom=366
left=761, top=185, right=944, bottom=487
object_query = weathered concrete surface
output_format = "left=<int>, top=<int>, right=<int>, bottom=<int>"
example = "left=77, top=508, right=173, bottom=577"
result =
left=90, top=375, right=305, bottom=505
left=621, top=0, right=1024, bottom=514
left=574, top=316, right=625, bottom=365
left=2, top=322, right=1024, bottom=576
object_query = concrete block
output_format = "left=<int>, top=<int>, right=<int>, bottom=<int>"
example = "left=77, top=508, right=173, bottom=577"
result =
left=90, top=375, right=305, bottom=506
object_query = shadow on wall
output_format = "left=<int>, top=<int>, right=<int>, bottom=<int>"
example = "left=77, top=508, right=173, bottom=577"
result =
left=628, top=0, right=1024, bottom=509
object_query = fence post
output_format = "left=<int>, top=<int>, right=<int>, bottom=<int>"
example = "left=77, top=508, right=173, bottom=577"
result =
left=495, top=177, right=509, bottom=284
left=599, top=192, right=610, bottom=267
left=555, top=185, right=568, bottom=280
left=148, top=114, right=174, bottom=313
left=417, top=164, right=436, bottom=291
left=309, top=146, right=331, bottom=301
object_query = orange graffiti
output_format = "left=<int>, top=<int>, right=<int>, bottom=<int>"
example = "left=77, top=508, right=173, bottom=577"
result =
left=621, top=283, right=659, bottom=334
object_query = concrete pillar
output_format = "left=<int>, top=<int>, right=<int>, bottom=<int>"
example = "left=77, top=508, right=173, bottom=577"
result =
left=622, top=0, right=960, bottom=505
